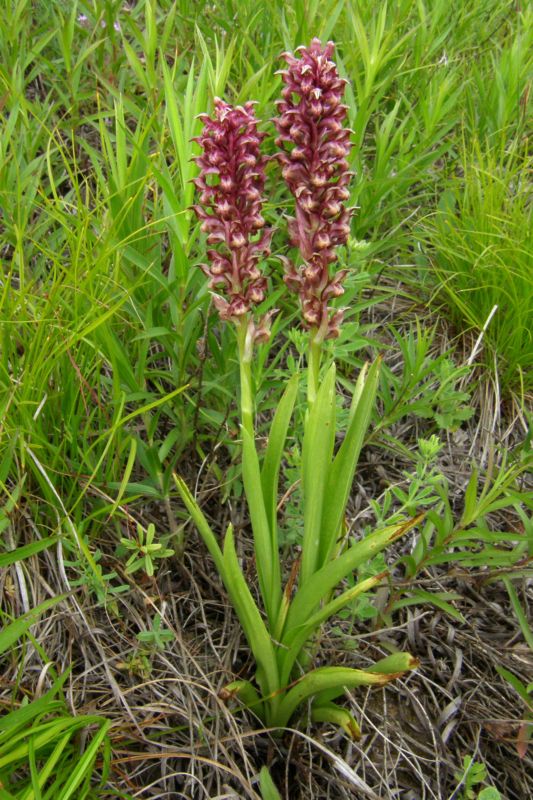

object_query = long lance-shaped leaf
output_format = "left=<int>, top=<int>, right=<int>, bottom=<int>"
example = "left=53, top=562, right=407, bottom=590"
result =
left=283, top=515, right=424, bottom=636
left=242, top=426, right=281, bottom=626
left=347, top=361, right=368, bottom=425
left=275, top=659, right=415, bottom=728
left=301, top=364, right=337, bottom=585
left=173, top=475, right=225, bottom=575
left=279, top=572, right=388, bottom=685
left=318, top=358, right=381, bottom=569
left=260, top=373, right=299, bottom=535
left=310, top=702, right=361, bottom=740
left=312, top=652, right=419, bottom=706
left=222, top=525, right=280, bottom=714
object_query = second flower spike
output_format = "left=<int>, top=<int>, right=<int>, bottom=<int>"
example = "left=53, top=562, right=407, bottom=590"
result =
left=275, top=39, right=353, bottom=340
left=193, top=99, right=274, bottom=341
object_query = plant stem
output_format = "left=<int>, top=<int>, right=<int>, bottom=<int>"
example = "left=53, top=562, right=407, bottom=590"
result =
left=307, top=333, right=322, bottom=407
left=237, top=317, right=254, bottom=437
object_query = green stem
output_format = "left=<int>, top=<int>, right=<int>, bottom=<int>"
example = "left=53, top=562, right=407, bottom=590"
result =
left=237, top=317, right=254, bottom=437
left=307, top=333, right=322, bottom=408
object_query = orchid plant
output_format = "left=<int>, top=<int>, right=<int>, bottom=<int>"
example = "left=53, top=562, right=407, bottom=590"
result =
left=175, top=40, right=420, bottom=738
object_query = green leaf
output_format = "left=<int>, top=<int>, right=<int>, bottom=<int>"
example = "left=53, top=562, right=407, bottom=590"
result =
left=242, top=426, right=281, bottom=626
left=502, top=578, right=533, bottom=650
left=260, top=373, right=299, bottom=535
left=312, top=652, right=418, bottom=706
left=0, top=597, right=65, bottom=657
left=222, top=680, right=263, bottom=712
left=221, top=525, right=280, bottom=712
left=460, top=468, right=479, bottom=526
left=276, top=664, right=408, bottom=727
left=173, top=475, right=225, bottom=575
left=55, top=718, right=111, bottom=800
left=495, top=666, right=532, bottom=707
left=301, top=365, right=336, bottom=585
left=259, top=766, right=282, bottom=800
left=310, top=702, right=361, bottom=740
left=279, top=572, right=388, bottom=684
left=319, top=358, right=381, bottom=567
left=392, top=588, right=465, bottom=622
left=478, top=789, right=501, bottom=800
left=284, top=516, right=423, bottom=637
left=0, top=673, right=70, bottom=737
left=0, top=536, right=57, bottom=568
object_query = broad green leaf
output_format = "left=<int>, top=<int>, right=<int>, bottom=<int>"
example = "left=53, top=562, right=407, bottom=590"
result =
left=221, top=525, right=280, bottom=712
left=279, top=572, right=388, bottom=684
left=242, top=426, right=281, bottom=625
left=260, top=373, right=299, bottom=534
left=318, top=358, right=380, bottom=568
left=301, top=365, right=336, bottom=585
left=284, top=516, right=423, bottom=636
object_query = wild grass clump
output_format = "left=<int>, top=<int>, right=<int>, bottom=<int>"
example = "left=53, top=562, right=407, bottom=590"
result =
left=421, top=140, right=532, bottom=393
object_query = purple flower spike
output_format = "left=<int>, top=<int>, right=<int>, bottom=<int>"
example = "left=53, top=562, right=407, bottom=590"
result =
left=193, top=99, right=274, bottom=340
left=275, top=39, right=352, bottom=340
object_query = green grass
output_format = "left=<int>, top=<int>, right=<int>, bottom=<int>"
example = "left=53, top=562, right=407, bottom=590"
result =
left=420, top=138, right=532, bottom=393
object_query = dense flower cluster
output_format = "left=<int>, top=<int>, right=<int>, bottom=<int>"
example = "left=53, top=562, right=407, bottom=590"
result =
left=274, top=38, right=352, bottom=339
left=193, top=98, right=273, bottom=338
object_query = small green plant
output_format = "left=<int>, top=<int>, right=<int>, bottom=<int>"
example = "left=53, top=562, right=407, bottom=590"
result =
left=370, top=435, right=446, bottom=524
left=378, top=323, right=474, bottom=434
left=453, top=756, right=501, bottom=800
left=119, top=522, right=174, bottom=577
left=136, top=612, right=175, bottom=651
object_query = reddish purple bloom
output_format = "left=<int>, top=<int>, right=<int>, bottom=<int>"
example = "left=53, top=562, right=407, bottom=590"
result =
left=193, top=98, right=274, bottom=339
left=275, top=39, right=352, bottom=340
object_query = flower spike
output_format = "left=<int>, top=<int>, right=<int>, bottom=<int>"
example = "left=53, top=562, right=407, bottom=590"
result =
left=193, top=98, right=273, bottom=341
left=275, top=39, right=352, bottom=340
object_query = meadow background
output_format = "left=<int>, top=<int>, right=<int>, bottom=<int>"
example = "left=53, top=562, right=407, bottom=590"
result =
left=0, top=1, right=531, bottom=798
